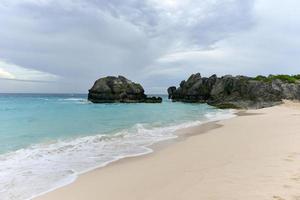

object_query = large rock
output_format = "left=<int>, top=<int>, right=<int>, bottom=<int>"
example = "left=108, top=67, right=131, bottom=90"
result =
left=88, top=76, right=162, bottom=103
left=168, top=73, right=300, bottom=109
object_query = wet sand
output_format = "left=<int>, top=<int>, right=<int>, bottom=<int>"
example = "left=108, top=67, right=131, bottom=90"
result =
left=37, top=101, right=300, bottom=200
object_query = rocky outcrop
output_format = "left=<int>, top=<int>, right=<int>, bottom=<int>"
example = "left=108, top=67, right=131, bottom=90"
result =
left=168, top=73, right=300, bottom=109
left=88, top=76, right=162, bottom=103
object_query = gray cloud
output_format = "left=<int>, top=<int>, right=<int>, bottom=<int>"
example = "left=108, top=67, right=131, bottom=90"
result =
left=148, top=0, right=300, bottom=91
left=0, top=0, right=256, bottom=93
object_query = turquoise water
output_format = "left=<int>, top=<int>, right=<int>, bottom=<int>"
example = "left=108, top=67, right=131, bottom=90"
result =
left=0, top=94, right=235, bottom=200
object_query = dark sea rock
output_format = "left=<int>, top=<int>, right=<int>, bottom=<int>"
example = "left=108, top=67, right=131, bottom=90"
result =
left=88, top=76, right=162, bottom=103
left=168, top=73, right=300, bottom=109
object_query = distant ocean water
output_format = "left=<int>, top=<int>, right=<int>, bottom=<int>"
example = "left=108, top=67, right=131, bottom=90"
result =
left=0, top=94, right=236, bottom=200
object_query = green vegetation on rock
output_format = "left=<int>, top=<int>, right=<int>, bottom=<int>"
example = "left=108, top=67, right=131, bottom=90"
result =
left=253, top=74, right=300, bottom=83
left=168, top=73, right=300, bottom=109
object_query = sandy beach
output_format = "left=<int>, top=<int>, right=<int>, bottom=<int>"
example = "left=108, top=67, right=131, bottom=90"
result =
left=36, top=101, right=300, bottom=200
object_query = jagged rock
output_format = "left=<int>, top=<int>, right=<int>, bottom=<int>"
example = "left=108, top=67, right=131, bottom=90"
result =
left=88, top=76, right=162, bottom=103
left=168, top=73, right=300, bottom=109
left=167, top=87, right=176, bottom=99
left=271, top=79, right=300, bottom=99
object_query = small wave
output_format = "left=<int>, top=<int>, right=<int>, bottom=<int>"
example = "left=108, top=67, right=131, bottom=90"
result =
left=58, top=98, right=86, bottom=102
left=204, top=109, right=237, bottom=121
left=61, top=98, right=85, bottom=101
left=38, top=98, right=50, bottom=101
left=58, top=98, right=91, bottom=104
left=0, top=110, right=236, bottom=200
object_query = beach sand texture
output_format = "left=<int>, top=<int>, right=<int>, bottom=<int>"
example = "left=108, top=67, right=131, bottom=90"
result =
left=37, top=101, right=300, bottom=200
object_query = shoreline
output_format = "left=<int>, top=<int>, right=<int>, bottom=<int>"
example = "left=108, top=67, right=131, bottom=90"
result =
left=37, top=101, right=300, bottom=200
left=30, top=110, right=236, bottom=200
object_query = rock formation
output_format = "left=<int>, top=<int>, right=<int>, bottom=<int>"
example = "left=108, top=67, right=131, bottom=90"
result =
left=88, top=76, right=162, bottom=103
left=168, top=73, right=300, bottom=109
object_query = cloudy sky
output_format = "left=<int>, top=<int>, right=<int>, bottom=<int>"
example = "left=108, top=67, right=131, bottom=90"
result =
left=0, top=0, right=299, bottom=93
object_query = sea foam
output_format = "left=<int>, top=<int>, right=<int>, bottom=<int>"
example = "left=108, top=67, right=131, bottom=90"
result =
left=0, top=109, right=235, bottom=200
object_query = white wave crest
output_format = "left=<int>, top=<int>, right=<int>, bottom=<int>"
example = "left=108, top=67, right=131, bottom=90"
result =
left=0, top=110, right=236, bottom=200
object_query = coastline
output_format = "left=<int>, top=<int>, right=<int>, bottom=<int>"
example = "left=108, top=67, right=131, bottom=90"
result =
left=1, top=95, right=236, bottom=200
left=36, top=101, right=300, bottom=200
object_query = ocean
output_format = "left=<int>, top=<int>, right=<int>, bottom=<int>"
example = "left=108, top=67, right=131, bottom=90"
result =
left=0, top=94, right=235, bottom=200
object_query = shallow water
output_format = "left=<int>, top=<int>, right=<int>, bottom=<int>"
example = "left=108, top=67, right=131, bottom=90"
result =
left=0, top=94, right=235, bottom=200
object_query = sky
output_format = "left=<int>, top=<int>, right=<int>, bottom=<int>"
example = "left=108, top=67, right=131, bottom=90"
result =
left=0, top=0, right=299, bottom=94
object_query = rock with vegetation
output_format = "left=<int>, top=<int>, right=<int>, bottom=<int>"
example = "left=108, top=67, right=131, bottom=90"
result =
left=168, top=73, right=300, bottom=109
left=88, top=76, right=162, bottom=103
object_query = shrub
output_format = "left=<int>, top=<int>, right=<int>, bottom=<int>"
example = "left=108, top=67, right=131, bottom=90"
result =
left=253, top=74, right=300, bottom=83
left=253, top=75, right=268, bottom=82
